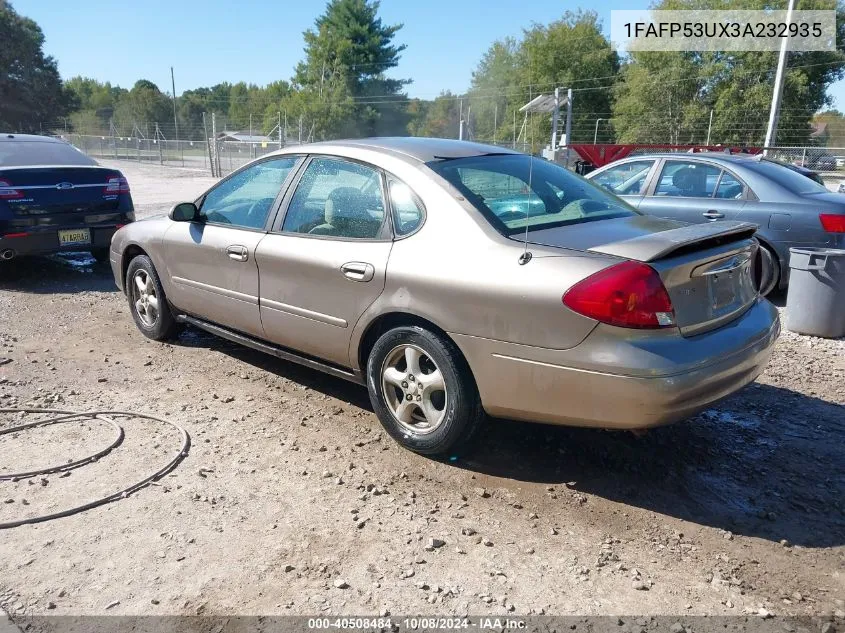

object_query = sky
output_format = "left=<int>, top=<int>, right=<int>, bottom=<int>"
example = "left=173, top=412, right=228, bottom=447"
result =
left=12, top=0, right=845, bottom=110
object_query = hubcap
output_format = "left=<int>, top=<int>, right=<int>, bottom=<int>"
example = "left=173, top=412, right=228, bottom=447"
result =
left=381, top=344, right=447, bottom=434
left=132, top=270, right=159, bottom=327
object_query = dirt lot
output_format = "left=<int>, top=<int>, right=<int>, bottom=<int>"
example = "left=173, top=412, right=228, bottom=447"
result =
left=0, top=160, right=843, bottom=620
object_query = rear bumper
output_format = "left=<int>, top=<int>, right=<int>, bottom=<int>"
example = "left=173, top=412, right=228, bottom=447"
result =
left=452, top=299, right=780, bottom=429
left=0, top=226, right=119, bottom=257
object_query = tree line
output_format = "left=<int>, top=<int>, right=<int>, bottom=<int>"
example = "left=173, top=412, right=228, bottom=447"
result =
left=2, top=0, right=844, bottom=149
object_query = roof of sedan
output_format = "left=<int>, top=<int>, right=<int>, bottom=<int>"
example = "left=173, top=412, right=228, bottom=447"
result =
left=297, top=137, right=520, bottom=162
left=0, top=133, right=63, bottom=143
left=629, top=152, right=764, bottom=162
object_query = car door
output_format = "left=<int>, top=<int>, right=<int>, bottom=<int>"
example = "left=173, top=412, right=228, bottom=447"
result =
left=588, top=159, right=657, bottom=208
left=639, top=159, right=747, bottom=224
left=255, top=156, right=398, bottom=367
left=162, top=156, right=301, bottom=338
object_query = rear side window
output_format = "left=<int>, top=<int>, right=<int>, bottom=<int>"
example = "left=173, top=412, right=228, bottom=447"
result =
left=0, top=140, right=98, bottom=167
left=714, top=171, right=744, bottom=199
left=282, top=158, right=386, bottom=239
left=388, top=177, right=424, bottom=236
left=654, top=161, right=721, bottom=198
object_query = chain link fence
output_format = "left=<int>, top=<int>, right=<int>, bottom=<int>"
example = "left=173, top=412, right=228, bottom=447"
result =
left=59, top=133, right=307, bottom=177
left=58, top=132, right=845, bottom=189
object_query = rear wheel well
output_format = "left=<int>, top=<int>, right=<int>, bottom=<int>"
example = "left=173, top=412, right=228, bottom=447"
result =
left=121, top=245, right=147, bottom=292
left=358, top=312, right=465, bottom=373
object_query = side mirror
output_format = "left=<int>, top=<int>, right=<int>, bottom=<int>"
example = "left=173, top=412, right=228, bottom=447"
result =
left=169, top=202, right=199, bottom=222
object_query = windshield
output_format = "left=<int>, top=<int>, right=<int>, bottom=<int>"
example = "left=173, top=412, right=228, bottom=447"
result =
left=427, top=154, right=637, bottom=235
left=0, top=140, right=98, bottom=167
left=746, top=159, right=829, bottom=195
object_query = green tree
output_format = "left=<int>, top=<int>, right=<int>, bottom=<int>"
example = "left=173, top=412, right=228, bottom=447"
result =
left=0, top=1, right=75, bottom=132
left=468, top=12, right=619, bottom=150
left=293, top=0, right=410, bottom=138
left=412, top=91, right=462, bottom=138
left=112, top=80, right=173, bottom=136
left=613, top=0, right=845, bottom=146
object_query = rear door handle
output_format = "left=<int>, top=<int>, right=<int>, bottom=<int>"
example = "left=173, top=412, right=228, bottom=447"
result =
left=226, top=245, right=248, bottom=262
left=702, top=210, right=725, bottom=220
left=340, top=262, right=374, bottom=282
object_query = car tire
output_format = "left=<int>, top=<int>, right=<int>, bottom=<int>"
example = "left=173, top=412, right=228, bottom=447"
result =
left=90, top=248, right=109, bottom=264
left=366, top=325, right=485, bottom=456
left=125, top=254, right=178, bottom=341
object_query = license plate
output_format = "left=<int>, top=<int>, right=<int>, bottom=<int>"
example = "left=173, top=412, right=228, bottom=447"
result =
left=710, top=274, right=737, bottom=311
left=58, top=228, right=91, bottom=245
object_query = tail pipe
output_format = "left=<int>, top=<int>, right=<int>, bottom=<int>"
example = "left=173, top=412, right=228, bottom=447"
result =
left=1, top=249, right=15, bottom=260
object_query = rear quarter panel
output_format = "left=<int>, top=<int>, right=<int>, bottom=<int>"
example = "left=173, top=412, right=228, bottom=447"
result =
left=346, top=161, right=610, bottom=370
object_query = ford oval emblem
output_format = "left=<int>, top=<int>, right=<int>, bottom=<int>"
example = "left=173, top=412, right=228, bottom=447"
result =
left=56, top=182, right=74, bottom=190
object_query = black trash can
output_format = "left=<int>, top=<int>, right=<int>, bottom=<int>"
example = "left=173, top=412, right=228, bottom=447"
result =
left=575, top=161, right=595, bottom=176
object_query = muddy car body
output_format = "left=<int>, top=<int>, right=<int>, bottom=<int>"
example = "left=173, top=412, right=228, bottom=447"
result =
left=110, top=138, right=780, bottom=454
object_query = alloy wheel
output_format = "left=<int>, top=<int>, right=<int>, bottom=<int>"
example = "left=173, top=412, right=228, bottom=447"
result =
left=380, top=344, right=447, bottom=434
left=132, top=269, right=159, bottom=328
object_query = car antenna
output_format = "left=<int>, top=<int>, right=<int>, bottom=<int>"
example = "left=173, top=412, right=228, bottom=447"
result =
left=518, top=121, right=535, bottom=265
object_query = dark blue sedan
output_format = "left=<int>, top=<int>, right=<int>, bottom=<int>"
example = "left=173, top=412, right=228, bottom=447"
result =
left=0, top=133, right=135, bottom=263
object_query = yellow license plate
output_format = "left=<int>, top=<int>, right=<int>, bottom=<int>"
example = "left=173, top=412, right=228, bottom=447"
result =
left=58, top=229, right=91, bottom=245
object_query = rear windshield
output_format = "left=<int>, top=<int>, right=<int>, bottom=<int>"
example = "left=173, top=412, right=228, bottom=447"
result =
left=745, top=159, right=829, bottom=195
left=427, top=154, right=637, bottom=235
left=0, top=140, right=98, bottom=167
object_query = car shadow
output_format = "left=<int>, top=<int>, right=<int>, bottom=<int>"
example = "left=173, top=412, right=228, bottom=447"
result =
left=456, top=383, right=845, bottom=548
left=172, top=325, right=844, bottom=548
left=0, top=253, right=119, bottom=294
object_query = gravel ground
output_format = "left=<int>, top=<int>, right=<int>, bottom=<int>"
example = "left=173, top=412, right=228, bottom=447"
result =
left=0, top=160, right=843, bottom=620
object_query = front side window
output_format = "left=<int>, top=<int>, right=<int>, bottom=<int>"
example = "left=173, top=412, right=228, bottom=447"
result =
left=200, top=157, right=299, bottom=229
left=388, top=177, right=424, bottom=236
left=592, top=160, right=655, bottom=196
left=654, top=161, right=721, bottom=198
left=428, top=154, right=636, bottom=235
left=282, top=158, right=386, bottom=239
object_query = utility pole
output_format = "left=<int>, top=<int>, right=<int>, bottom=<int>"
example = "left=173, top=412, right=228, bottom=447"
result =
left=551, top=87, right=560, bottom=150
left=764, top=0, right=796, bottom=153
left=203, top=112, right=214, bottom=177
left=211, top=112, right=219, bottom=177
left=706, top=109, right=714, bottom=145
left=563, top=88, right=573, bottom=165
left=513, top=110, right=516, bottom=148
left=459, top=99, right=464, bottom=140
left=493, top=103, right=498, bottom=145
left=171, top=66, right=178, bottom=142
left=278, top=111, right=283, bottom=149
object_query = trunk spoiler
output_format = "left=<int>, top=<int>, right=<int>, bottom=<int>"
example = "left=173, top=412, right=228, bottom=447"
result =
left=586, top=220, right=758, bottom=263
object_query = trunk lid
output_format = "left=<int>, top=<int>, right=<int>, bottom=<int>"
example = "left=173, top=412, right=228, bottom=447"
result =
left=522, top=216, right=762, bottom=336
left=0, top=166, right=131, bottom=226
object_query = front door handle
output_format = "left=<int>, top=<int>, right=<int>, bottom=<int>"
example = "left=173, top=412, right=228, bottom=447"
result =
left=340, top=262, right=375, bottom=282
left=226, top=245, right=248, bottom=262
left=702, top=210, right=725, bottom=220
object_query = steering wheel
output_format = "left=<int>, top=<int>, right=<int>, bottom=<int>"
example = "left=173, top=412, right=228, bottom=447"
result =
left=497, top=211, right=527, bottom=223
left=244, top=199, right=267, bottom=223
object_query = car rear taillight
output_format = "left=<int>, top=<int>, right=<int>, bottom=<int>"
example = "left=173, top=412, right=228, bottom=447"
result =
left=104, top=176, right=130, bottom=194
left=2, top=232, right=29, bottom=238
left=819, top=213, right=845, bottom=233
left=562, top=261, right=676, bottom=329
left=0, top=180, right=22, bottom=199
